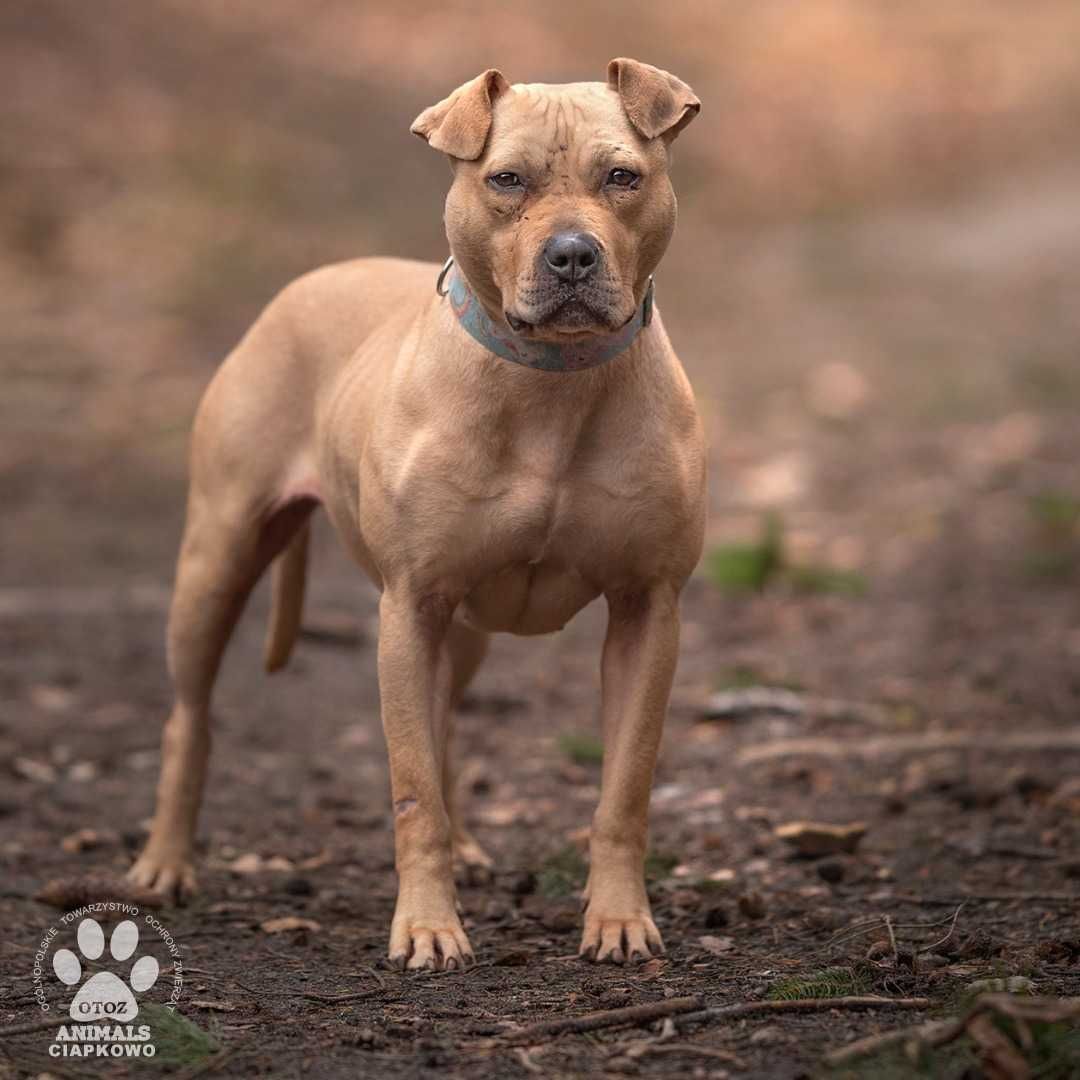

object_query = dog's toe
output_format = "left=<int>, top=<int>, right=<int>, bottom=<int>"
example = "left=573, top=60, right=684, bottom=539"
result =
left=390, top=920, right=475, bottom=973
left=579, top=915, right=664, bottom=965
left=127, top=852, right=198, bottom=902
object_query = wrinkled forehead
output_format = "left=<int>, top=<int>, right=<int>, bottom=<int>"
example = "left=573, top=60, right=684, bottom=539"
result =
left=483, top=82, right=646, bottom=168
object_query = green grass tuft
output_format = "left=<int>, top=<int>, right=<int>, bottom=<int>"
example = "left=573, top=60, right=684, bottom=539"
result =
left=823, top=1014, right=1080, bottom=1080
left=557, top=730, right=604, bottom=766
left=644, top=851, right=680, bottom=881
left=768, top=966, right=867, bottom=1002
left=704, top=514, right=783, bottom=593
left=138, top=1003, right=219, bottom=1069
left=787, top=564, right=868, bottom=596
left=1029, top=491, right=1080, bottom=532
left=705, top=514, right=869, bottom=597
left=538, top=845, right=588, bottom=899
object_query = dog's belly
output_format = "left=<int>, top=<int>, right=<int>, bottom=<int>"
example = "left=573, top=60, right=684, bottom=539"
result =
left=460, top=561, right=598, bottom=635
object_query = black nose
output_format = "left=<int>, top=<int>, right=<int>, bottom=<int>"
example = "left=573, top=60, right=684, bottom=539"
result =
left=543, top=232, right=599, bottom=283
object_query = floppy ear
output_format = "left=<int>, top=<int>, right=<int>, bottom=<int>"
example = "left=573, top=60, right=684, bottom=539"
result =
left=410, top=69, right=510, bottom=160
left=606, top=58, right=700, bottom=143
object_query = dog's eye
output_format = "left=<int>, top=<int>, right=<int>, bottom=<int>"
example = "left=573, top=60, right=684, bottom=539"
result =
left=606, top=168, right=639, bottom=188
left=489, top=172, right=523, bottom=189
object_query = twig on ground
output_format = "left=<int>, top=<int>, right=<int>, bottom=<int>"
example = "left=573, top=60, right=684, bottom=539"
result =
left=677, top=996, right=930, bottom=1029
left=503, top=995, right=704, bottom=1044
left=889, top=891, right=1079, bottom=905
left=823, top=1020, right=956, bottom=1066
left=922, top=902, right=965, bottom=954
left=823, top=994, right=1080, bottom=1068
left=301, top=988, right=382, bottom=1005
left=884, top=915, right=899, bottom=967
left=739, top=729, right=1080, bottom=764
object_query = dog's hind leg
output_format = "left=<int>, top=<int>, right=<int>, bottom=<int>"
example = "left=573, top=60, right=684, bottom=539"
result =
left=441, top=621, right=493, bottom=882
left=128, top=491, right=316, bottom=899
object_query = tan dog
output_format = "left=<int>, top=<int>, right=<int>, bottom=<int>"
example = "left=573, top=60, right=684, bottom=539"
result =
left=128, top=59, right=706, bottom=970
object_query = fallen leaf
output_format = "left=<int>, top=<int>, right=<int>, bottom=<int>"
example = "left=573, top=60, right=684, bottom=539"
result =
left=260, top=916, right=321, bottom=935
left=61, top=829, right=113, bottom=853
left=13, top=757, right=57, bottom=784
left=966, top=976, right=1035, bottom=995
left=190, top=1000, right=237, bottom=1012
left=228, top=853, right=264, bottom=874
left=30, top=684, right=78, bottom=713
left=774, top=821, right=867, bottom=857
left=698, top=935, right=735, bottom=955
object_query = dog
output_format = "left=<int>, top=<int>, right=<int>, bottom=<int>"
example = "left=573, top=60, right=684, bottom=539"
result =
left=128, top=59, right=706, bottom=970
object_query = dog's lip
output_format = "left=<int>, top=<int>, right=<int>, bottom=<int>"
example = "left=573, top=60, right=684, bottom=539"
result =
left=504, top=298, right=619, bottom=337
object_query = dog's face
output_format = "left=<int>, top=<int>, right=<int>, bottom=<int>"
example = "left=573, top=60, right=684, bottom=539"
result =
left=412, top=60, right=699, bottom=341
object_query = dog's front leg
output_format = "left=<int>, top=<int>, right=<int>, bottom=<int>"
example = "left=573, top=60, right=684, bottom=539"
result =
left=581, top=584, right=680, bottom=964
left=378, top=589, right=473, bottom=970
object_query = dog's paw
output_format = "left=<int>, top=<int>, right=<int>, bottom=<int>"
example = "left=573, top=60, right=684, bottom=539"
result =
left=579, top=912, right=665, bottom=965
left=127, top=848, right=198, bottom=901
left=388, top=908, right=474, bottom=972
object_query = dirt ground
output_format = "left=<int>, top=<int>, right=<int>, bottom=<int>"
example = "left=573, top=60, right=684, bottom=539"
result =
left=2, top=3, right=1080, bottom=1078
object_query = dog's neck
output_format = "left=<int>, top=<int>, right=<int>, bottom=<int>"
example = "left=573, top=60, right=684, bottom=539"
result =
left=439, top=259, right=653, bottom=373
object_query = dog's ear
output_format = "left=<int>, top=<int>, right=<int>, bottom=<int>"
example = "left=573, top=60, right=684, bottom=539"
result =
left=607, top=58, right=700, bottom=143
left=410, top=70, right=510, bottom=160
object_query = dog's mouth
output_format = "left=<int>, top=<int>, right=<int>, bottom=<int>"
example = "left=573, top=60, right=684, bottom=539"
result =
left=505, top=291, right=627, bottom=340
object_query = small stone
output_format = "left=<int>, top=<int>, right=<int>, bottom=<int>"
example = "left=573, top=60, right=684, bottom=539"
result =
left=67, top=761, right=99, bottom=783
left=816, top=857, right=846, bottom=884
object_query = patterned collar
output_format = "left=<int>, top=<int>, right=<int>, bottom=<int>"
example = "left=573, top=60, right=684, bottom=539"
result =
left=437, top=258, right=653, bottom=373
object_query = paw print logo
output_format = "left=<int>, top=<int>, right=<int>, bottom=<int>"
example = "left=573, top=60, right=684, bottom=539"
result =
left=52, top=919, right=160, bottom=1022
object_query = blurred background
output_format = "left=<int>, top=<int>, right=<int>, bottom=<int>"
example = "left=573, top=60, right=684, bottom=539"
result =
left=3, top=0, right=1078, bottom=586
left=2, top=5, right=1079, bottom=1071
left=3, top=0, right=1079, bottom=731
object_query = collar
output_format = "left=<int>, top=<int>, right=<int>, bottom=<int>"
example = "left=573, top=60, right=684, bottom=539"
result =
left=436, top=257, right=653, bottom=373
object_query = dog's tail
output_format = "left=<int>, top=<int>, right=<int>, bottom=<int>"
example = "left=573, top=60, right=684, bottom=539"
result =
left=263, top=520, right=310, bottom=673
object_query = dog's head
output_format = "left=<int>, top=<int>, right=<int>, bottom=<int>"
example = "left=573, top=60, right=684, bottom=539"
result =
left=412, top=60, right=699, bottom=341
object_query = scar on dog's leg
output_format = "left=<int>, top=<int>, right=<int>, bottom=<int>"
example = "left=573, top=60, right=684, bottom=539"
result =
left=442, top=622, right=493, bottom=881
left=128, top=496, right=316, bottom=899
